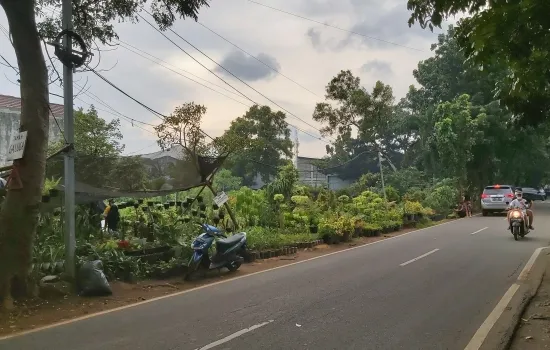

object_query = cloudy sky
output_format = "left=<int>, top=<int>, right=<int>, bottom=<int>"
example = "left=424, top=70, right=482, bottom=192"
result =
left=0, top=0, right=450, bottom=158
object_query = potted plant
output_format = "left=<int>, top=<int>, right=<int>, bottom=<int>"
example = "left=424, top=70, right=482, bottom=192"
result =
left=147, top=200, right=154, bottom=207
left=163, top=203, right=170, bottom=209
left=212, top=203, right=219, bottom=210
left=199, top=203, right=207, bottom=211
left=138, top=199, right=144, bottom=204
left=196, top=195, right=203, bottom=203
left=309, top=217, right=319, bottom=234
left=133, top=203, right=140, bottom=209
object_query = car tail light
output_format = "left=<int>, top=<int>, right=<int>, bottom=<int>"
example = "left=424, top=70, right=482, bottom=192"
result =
left=506, top=193, right=514, bottom=198
left=481, top=194, right=489, bottom=199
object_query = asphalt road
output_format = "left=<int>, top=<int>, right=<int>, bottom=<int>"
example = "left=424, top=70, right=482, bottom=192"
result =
left=2, top=204, right=550, bottom=350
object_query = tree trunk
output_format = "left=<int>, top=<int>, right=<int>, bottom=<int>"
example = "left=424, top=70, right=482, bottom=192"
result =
left=0, top=0, right=50, bottom=308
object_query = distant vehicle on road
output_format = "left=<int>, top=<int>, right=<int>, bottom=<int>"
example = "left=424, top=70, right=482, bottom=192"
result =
left=519, top=187, right=545, bottom=201
left=481, top=184, right=514, bottom=216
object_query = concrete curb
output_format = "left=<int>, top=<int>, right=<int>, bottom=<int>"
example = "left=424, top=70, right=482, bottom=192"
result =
left=473, top=247, right=550, bottom=350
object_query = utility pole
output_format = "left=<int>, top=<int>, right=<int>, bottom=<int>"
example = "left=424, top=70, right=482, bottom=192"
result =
left=378, top=151, right=387, bottom=203
left=62, top=0, right=76, bottom=279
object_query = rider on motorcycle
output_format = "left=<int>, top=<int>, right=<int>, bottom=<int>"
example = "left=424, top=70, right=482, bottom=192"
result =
left=507, top=189, right=534, bottom=230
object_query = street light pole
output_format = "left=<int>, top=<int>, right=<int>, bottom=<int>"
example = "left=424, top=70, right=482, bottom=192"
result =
left=62, top=0, right=76, bottom=279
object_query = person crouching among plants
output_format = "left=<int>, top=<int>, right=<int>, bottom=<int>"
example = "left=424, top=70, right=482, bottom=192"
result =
left=103, top=199, right=120, bottom=235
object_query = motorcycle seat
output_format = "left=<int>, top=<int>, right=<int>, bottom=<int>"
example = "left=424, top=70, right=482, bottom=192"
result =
left=216, top=233, right=245, bottom=251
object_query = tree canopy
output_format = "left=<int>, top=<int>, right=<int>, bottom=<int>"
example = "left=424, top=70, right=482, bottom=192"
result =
left=406, top=0, right=550, bottom=126
left=220, top=105, right=293, bottom=185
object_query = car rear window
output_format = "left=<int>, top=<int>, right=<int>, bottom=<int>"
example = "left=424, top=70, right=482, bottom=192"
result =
left=483, top=187, right=512, bottom=195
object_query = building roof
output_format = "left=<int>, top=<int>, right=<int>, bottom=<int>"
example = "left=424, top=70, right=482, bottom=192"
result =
left=0, top=94, right=64, bottom=116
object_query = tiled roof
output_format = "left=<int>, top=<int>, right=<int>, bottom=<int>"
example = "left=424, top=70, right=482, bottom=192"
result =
left=0, top=94, right=64, bottom=116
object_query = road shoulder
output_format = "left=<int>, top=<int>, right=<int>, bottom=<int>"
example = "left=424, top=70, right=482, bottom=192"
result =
left=509, top=258, right=550, bottom=349
left=474, top=248, right=550, bottom=350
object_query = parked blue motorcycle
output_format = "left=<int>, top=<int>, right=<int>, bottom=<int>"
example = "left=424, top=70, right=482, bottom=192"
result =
left=184, top=223, right=247, bottom=281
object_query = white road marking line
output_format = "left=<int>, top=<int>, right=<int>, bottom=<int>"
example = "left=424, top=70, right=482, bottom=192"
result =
left=464, top=246, right=550, bottom=350
left=400, top=249, right=440, bottom=266
left=195, top=320, right=274, bottom=350
left=470, top=227, right=488, bottom=235
left=464, top=284, right=520, bottom=350
left=0, top=215, right=477, bottom=341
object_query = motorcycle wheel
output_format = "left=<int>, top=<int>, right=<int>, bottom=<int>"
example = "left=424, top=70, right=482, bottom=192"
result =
left=512, top=226, right=519, bottom=241
left=227, top=260, right=242, bottom=272
left=184, top=258, right=200, bottom=281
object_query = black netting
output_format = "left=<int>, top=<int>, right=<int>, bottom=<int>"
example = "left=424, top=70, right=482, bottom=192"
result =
left=40, top=150, right=226, bottom=209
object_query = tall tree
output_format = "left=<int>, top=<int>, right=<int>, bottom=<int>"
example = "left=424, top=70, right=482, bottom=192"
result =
left=221, top=105, right=293, bottom=185
left=0, top=0, right=210, bottom=307
left=406, top=0, right=550, bottom=126
left=312, top=70, right=403, bottom=180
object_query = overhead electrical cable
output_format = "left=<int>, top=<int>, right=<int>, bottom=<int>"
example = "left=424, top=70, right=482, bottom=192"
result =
left=197, top=21, right=322, bottom=98
left=245, top=0, right=425, bottom=52
left=138, top=9, right=333, bottom=144
left=117, top=39, right=251, bottom=103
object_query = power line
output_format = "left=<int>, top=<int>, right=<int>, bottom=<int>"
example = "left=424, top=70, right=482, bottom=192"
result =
left=117, top=39, right=251, bottom=102
left=115, top=40, right=251, bottom=108
left=139, top=10, right=333, bottom=144
left=197, top=21, right=321, bottom=99
left=87, top=67, right=167, bottom=121
left=246, top=0, right=425, bottom=52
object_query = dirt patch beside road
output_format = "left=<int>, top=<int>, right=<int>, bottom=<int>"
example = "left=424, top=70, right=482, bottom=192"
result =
left=509, top=264, right=550, bottom=349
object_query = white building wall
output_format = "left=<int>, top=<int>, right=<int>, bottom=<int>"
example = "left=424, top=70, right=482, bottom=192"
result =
left=0, top=107, right=63, bottom=166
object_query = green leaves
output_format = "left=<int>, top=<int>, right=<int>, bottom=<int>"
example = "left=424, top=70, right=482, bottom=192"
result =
left=220, top=105, right=293, bottom=184
left=406, top=0, right=550, bottom=125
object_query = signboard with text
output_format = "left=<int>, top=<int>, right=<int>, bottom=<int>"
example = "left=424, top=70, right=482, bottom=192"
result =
left=7, top=131, right=28, bottom=161
left=213, top=191, right=229, bottom=207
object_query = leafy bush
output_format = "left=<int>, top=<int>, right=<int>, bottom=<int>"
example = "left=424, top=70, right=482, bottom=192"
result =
left=423, top=185, right=457, bottom=215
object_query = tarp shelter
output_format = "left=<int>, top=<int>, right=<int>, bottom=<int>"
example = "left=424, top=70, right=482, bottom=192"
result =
left=38, top=149, right=226, bottom=210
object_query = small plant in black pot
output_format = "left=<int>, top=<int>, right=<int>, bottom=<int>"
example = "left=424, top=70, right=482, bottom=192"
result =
left=182, top=201, right=190, bottom=208
left=199, top=203, right=206, bottom=211
left=212, top=216, right=220, bottom=225
left=199, top=213, right=206, bottom=219
left=219, top=212, right=225, bottom=219
left=169, top=201, right=176, bottom=206
left=196, top=195, right=203, bottom=203
left=191, top=209, right=198, bottom=216
left=176, top=201, right=182, bottom=206
left=49, top=188, right=59, bottom=197
left=186, top=197, right=194, bottom=204
left=163, top=203, right=170, bottom=209
left=142, top=206, right=149, bottom=212
left=212, top=203, right=219, bottom=210
left=147, top=201, right=154, bottom=207
left=183, top=216, right=191, bottom=223
left=138, top=199, right=144, bottom=204
left=133, top=203, right=140, bottom=209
